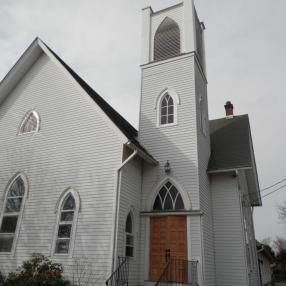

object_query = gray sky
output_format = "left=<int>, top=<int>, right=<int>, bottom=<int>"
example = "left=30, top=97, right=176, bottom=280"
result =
left=1, top=0, right=286, bottom=242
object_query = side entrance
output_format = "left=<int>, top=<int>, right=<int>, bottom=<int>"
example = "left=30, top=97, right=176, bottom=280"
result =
left=149, top=216, right=187, bottom=281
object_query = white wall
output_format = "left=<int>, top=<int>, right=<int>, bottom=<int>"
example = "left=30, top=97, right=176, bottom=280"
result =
left=0, top=52, right=125, bottom=285
left=257, top=252, right=273, bottom=286
left=238, top=170, right=260, bottom=286
left=195, top=61, right=215, bottom=286
left=116, top=155, right=143, bottom=286
left=211, top=173, right=249, bottom=286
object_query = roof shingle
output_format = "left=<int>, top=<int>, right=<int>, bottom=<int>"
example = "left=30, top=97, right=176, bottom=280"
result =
left=208, top=115, right=252, bottom=172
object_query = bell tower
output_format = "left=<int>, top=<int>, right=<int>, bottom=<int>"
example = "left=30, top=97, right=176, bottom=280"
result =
left=139, top=0, right=209, bottom=184
left=138, top=1, right=216, bottom=285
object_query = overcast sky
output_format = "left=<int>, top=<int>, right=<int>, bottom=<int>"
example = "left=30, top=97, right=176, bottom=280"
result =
left=1, top=0, right=286, bottom=242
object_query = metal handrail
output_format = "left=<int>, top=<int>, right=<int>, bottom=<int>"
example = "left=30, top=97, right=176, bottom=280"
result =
left=155, top=259, right=199, bottom=286
left=155, top=261, right=171, bottom=286
left=106, top=257, right=129, bottom=286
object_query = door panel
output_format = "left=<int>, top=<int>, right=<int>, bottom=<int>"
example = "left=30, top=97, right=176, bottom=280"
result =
left=149, top=216, right=187, bottom=281
left=149, top=217, right=168, bottom=281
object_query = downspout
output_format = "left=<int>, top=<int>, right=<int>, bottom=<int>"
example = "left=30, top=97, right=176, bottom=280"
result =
left=112, top=149, right=138, bottom=272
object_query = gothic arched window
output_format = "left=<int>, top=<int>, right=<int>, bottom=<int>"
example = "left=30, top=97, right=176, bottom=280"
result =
left=153, top=182, right=184, bottom=211
left=161, top=94, right=174, bottom=125
left=19, top=111, right=40, bottom=134
left=125, top=212, right=134, bottom=257
left=0, top=174, right=27, bottom=252
left=54, top=191, right=79, bottom=255
left=154, top=17, right=180, bottom=61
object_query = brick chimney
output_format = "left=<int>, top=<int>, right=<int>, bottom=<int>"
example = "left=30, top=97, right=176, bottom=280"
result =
left=224, top=101, right=234, bottom=119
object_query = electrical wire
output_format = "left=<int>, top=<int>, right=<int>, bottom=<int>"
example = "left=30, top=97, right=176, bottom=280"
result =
left=261, top=178, right=286, bottom=192
left=262, top=184, right=286, bottom=198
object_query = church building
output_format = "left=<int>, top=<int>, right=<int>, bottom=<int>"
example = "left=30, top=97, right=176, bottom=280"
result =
left=0, top=1, right=261, bottom=285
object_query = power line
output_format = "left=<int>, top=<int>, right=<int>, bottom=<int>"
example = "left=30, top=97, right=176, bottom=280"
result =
left=262, top=184, right=286, bottom=198
left=261, top=177, right=286, bottom=192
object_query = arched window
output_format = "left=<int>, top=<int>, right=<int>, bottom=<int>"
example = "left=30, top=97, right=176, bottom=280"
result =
left=0, top=174, right=27, bottom=252
left=125, top=212, right=134, bottom=258
left=153, top=182, right=184, bottom=211
left=160, top=93, right=174, bottom=125
left=19, top=111, right=40, bottom=134
left=54, top=192, right=78, bottom=255
left=154, top=17, right=180, bottom=61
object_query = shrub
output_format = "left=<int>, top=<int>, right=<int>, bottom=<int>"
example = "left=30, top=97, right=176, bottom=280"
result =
left=2, top=254, right=68, bottom=286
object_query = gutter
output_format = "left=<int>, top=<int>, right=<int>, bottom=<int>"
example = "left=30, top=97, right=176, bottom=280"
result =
left=127, top=141, right=158, bottom=165
left=111, top=149, right=138, bottom=272
left=207, top=166, right=252, bottom=174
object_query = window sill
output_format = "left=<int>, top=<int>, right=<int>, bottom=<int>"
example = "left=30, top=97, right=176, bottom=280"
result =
left=157, top=122, right=178, bottom=128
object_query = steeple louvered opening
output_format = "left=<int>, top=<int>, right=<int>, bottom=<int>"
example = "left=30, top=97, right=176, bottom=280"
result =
left=154, top=17, right=181, bottom=62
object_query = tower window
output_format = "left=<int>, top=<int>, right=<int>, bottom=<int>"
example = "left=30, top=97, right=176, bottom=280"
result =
left=154, top=17, right=180, bottom=61
left=19, top=111, right=40, bottom=135
left=161, top=94, right=174, bottom=125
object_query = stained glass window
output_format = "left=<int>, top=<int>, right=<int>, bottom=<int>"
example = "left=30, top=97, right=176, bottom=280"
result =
left=153, top=182, right=184, bottom=211
left=0, top=176, right=26, bottom=252
left=55, top=193, right=76, bottom=254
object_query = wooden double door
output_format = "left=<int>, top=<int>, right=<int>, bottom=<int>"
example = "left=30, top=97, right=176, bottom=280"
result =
left=149, top=216, right=187, bottom=281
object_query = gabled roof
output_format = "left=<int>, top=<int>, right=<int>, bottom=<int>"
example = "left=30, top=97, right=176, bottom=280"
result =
left=208, top=115, right=251, bottom=172
left=208, top=115, right=261, bottom=206
left=0, top=38, right=157, bottom=164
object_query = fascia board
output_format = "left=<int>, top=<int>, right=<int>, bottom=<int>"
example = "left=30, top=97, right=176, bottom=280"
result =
left=0, top=38, right=43, bottom=106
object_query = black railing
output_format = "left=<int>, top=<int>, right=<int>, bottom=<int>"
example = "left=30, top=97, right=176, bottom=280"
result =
left=106, top=257, right=129, bottom=286
left=155, top=259, right=198, bottom=286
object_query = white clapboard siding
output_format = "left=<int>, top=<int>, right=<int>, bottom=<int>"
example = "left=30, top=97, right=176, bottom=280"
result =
left=211, top=173, right=249, bottom=286
left=0, top=52, right=125, bottom=285
left=195, top=62, right=216, bottom=286
left=116, top=155, right=142, bottom=286
left=139, top=55, right=200, bottom=210
left=238, top=170, right=260, bottom=286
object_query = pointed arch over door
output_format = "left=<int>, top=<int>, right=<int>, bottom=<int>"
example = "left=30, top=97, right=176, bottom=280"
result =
left=154, top=17, right=181, bottom=61
left=153, top=181, right=185, bottom=211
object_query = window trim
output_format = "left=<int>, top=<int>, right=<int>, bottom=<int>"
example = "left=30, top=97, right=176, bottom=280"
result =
left=18, top=110, right=40, bottom=135
left=52, top=189, right=80, bottom=258
left=124, top=211, right=135, bottom=259
left=155, top=88, right=180, bottom=128
left=0, top=173, right=28, bottom=255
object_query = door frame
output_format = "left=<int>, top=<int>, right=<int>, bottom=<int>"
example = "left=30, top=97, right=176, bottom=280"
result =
left=143, top=213, right=193, bottom=281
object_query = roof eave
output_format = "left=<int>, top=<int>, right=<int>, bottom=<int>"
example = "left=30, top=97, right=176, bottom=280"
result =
left=127, top=141, right=158, bottom=165
left=0, top=38, right=43, bottom=106
left=207, top=166, right=252, bottom=174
